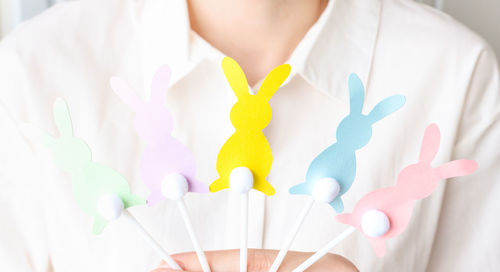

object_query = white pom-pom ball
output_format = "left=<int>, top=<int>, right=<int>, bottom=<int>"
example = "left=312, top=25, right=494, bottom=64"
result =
left=229, top=167, right=254, bottom=194
left=97, top=194, right=124, bottom=221
left=312, top=177, right=340, bottom=203
left=361, top=209, right=391, bottom=237
left=161, top=173, right=189, bottom=200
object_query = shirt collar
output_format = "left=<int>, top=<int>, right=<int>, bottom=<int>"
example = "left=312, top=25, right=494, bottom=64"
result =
left=137, top=0, right=381, bottom=101
left=137, top=0, right=192, bottom=97
left=299, top=0, right=382, bottom=101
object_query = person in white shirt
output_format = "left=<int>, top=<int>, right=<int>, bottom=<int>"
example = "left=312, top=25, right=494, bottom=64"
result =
left=0, top=0, right=499, bottom=271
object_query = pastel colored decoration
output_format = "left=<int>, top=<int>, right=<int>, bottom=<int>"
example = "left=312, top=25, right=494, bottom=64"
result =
left=111, top=65, right=209, bottom=206
left=40, top=98, right=146, bottom=234
left=209, top=57, right=291, bottom=196
left=289, top=74, right=406, bottom=212
left=336, top=124, right=478, bottom=256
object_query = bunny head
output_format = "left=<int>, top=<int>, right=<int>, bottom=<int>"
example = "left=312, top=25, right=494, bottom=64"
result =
left=42, top=99, right=92, bottom=173
left=396, top=124, right=478, bottom=200
left=111, top=65, right=174, bottom=143
left=336, top=74, right=405, bottom=150
left=221, top=57, right=291, bottom=131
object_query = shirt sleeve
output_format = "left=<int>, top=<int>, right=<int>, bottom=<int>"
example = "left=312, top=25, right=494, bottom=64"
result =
left=427, top=46, right=500, bottom=271
left=0, top=41, right=52, bottom=271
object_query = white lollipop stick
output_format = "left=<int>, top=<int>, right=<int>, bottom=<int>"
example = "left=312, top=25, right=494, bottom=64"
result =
left=292, top=226, right=356, bottom=272
left=97, top=194, right=182, bottom=270
left=122, top=210, right=183, bottom=270
left=162, top=173, right=211, bottom=272
left=269, top=177, right=340, bottom=272
left=268, top=198, right=314, bottom=272
left=177, top=198, right=211, bottom=272
left=229, top=167, right=254, bottom=272
left=240, top=192, right=249, bottom=272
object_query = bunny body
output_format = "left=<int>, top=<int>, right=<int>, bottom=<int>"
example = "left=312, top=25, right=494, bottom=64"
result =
left=111, top=65, right=208, bottom=206
left=140, top=136, right=204, bottom=205
left=209, top=57, right=291, bottom=196
left=42, top=99, right=145, bottom=234
left=213, top=131, right=273, bottom=194
left=336, top=124, right=478, bottom=256
left=290, top=74, right=405, bottom=212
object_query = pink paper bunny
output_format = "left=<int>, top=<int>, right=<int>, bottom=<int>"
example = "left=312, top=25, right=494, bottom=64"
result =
left=111, top=66, right=208, bottom=206
left=336, top=124, right=477, bottom=256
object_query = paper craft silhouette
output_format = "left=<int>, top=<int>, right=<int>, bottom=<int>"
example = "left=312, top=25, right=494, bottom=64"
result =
left=336, top=124, right=478, bottom=256
left=209, top=57, right=291, bottom=196
left=289, top=74, right=405, bottom=212
left=40, top=99, right=146, bottom=234
left=111, top=65, right=208, bottom=206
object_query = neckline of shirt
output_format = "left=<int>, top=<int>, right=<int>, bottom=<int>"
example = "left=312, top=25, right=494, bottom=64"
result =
left=137, top=0, right=381, bottom=102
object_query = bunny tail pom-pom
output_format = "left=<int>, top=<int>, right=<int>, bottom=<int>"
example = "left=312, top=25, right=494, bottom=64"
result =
left=361, top=209, right=390, bottom=238
left=229, top=167, right=254, bottom=194
left=97, top=194, right=124, bottom=221
left=312, top=177, right=340, bottom=203
left=161, top=173, right=189, bottom=200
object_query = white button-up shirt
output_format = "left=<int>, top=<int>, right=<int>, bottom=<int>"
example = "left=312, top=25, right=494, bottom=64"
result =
left=0, top=0, right=499, bottom=271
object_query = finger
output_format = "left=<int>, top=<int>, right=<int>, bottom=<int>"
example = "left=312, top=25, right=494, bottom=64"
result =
left=278, top=251, right=358, bottom=272
left=154, top=249, right=357, bottom=272
left=174, top=249, right=240, bottom=271
left=156, top=249, right=263, bottom=271
left=150, top=268, right=178, bottom=272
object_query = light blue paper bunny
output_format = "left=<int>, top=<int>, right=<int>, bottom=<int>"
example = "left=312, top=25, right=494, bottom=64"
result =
left=289, top=74, right=405, bottom=213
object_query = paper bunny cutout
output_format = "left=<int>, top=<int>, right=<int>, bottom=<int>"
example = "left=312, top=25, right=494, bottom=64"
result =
left=209, top=57, right=291, bottom=196
left=336, top=124, right=478, bottom=256
left=111, top=65, right=208, bottom=206
left=289, top=74, right=405, bottom=212
left=40, top=99, right=146, bottom=234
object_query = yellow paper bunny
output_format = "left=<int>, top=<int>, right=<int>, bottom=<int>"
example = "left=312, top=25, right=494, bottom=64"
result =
left=210, top=57, right=291, bottom=196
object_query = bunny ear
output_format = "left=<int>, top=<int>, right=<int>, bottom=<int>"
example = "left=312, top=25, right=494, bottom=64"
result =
left=150, top=65, right=171, bottom=105
left=367, top=95, right=405, bottom=124
left=419, top=124, right=440, bottom=163
left=110, top=77, right=143, bottom=110
left=221, top=57, right=250, bottom=99
left=53, top=98, right=73, bottom=137
left=257, top=64, right=291, bottom=101
left=435, top=160, right=478, bottom=180
left=348, top=73, right=365, bottom=115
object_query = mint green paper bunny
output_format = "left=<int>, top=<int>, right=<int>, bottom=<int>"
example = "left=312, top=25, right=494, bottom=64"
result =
left=41, top=98, right=145, bottom=234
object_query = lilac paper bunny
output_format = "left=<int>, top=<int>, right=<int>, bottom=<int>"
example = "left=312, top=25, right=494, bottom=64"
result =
left=111, top=66, right=208, bottom=206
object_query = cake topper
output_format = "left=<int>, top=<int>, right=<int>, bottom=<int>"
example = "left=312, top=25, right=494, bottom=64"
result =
left=269, top=73, right=405, bottom=272
left=111, top=66, right=210, bottom=271
left=292, top=124, right=478, bottom=271
left=210, top=56, right=291, bottom=272
left=111, top=65, right=208, bottom=205
left=289, top=73, right=406, bottom=213
left=34, top=98, right=181, bottom=269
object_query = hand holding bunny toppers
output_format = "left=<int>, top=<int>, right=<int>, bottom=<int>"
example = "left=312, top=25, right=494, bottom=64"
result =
left=293, top=124, right=478, bottom=272
left=111, top=66, right=210, bottom=272
left=269, top=74, right=405, bottom=272
left=210, top=57, right=291, bottom=272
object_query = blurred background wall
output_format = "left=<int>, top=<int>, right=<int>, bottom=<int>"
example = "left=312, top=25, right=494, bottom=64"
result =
left=0, top=0, right=499, bottom=58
